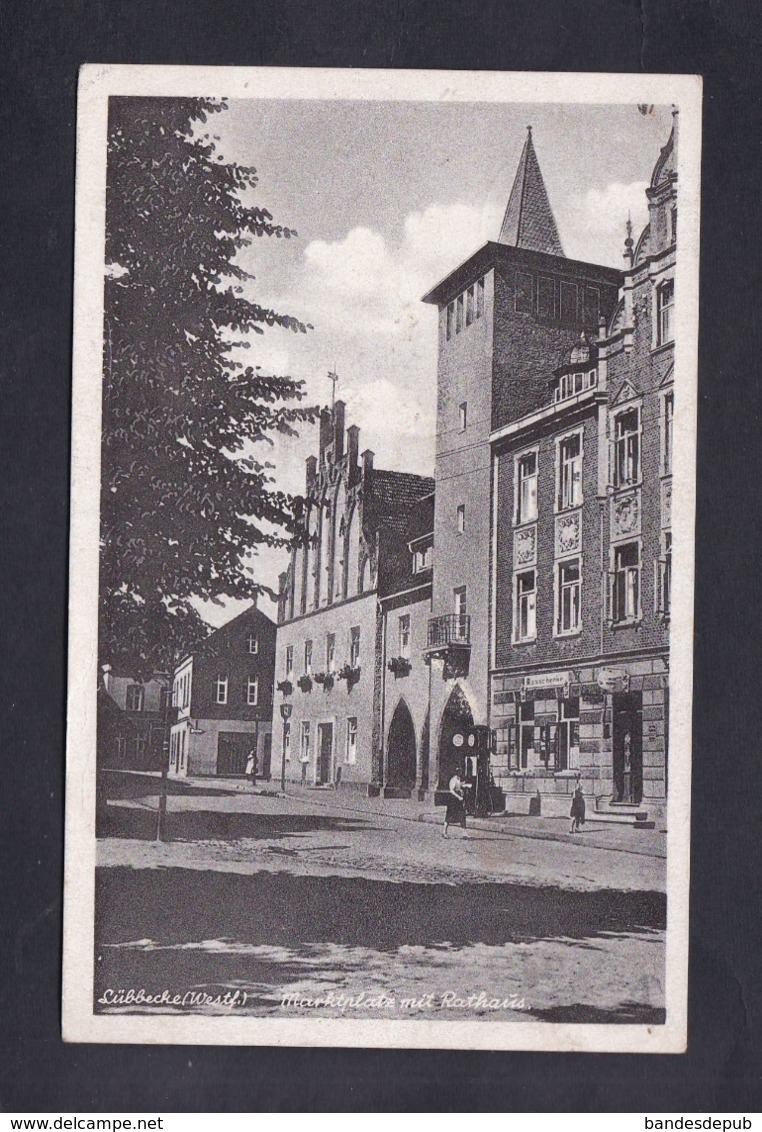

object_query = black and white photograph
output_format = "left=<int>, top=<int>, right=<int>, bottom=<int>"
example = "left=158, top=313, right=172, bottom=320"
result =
left=63, top=67, right=701, bottom=1052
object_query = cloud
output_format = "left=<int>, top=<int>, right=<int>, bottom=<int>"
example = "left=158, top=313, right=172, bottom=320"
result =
left=561, top=181, right=649, bottom=267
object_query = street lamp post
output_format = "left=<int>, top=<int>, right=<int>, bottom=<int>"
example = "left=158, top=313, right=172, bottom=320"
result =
left=279, top=702, right=293, bottom=793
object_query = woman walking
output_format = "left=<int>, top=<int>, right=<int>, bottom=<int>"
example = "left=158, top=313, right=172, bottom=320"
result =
left=569, top=782, right=586, bottom=833
left=443, top=769, right=467, bottom=838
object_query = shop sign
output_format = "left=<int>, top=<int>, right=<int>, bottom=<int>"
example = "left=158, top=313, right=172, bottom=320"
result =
left=523, top=671, right=571, bottom=691
left=597, top=667, right=630, bottom=692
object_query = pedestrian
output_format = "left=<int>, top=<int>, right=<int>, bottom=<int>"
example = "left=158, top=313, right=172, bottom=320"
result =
left=245, top=749, right=257, bottom=788
left=443, top=769, right=467, bottom=838
left=569, top=782, right=586, bottom=833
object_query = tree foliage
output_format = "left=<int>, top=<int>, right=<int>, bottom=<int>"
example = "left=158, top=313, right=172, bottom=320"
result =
left=101, top=97, right=316, bottom=676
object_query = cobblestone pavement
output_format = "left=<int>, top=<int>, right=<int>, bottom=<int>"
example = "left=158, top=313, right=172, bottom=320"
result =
left=94, top=777, right=667, bottom=1023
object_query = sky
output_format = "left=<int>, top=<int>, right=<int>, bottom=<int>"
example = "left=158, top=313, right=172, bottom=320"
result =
left=192, top=99, right=673, bottom=626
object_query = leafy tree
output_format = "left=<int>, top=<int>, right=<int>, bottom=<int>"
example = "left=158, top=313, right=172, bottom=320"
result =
left=101, top=97, right=316, bottom=677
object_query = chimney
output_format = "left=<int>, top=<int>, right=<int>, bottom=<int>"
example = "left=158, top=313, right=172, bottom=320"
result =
left=347, top=424, right=360, bottom=471
left=361, top=448, right=374, bottom=488
left=319, top=407, right=333, bottom=461
left=101, top=664, right=112, bottom=692
left=333, top=399, right=346, bottom=460
left=251, top=591, right=258, bottom=610
left=306, top=455, right=317, bottom=492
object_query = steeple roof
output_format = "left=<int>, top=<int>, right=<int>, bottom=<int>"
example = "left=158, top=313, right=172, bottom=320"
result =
left=498, top=127, right=564, bottom=257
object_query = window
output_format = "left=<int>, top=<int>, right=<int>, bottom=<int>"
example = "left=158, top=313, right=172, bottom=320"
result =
left=584, top=286, right=600, bottom=326
left=515, top=570, right=537, bottom=641
left=466, top=285, right=475, bottom=326
left=556, top=558, right=581, bottom=634
left=283, top=720, right=291, bottom=762
left=246, top=676, right=259, bottom=706
left=125, top=684, right=144, bottom=712
left=454, top=585, right=467, bottom=628
left=671, top=207, right=677, bottom=244
left=456, top=293, right=464, bottom=333
left=519, top=701, right=534, bottom=769
left=515, top=271, right=534, bottom=314
left=459, top=401, right=467, bottom=432
left=446, top=301, right=455, bottom=340
left=135, top=736, right=146, bottom=760
left=285, top=644, right=294, bottom=678
left=414, top=545, right=432, bottom=572
left=300, top=721, right=311, bottom=762
left=456, top=503, right=466, bottom=533
left=560, top=281, right=577, bottom=324
left=662, top=391, right=674, bottom=475
left=159, top=687, right=170, bottom=714
left=326, top=632, right=336, bottom=673
left=613, top=408, right=640, bottom=487
left=247, top=633, right=258, bottom=654
left=516, top=451, right=538, bottom=524
left=538, top=276, right=555, bottom=319
left=558, top=433, right=582, bottom=510
left=656, top=531, right=672, bottom=617
left=304, top=640, right=313, bottom=675
left=611, top=542, right=640, bottom=623
left=476, top=277, right=485, bottom=318
left=115, top=736, right=127, bottom=760
left=350, top=626, right=360, bottom=667
left=657, top=279, right=674, bottom=345
left=399, top=614, right=411, bottom=658
left=345, top=717, right=358, bottom=764
left=215, top=674, right=228, bottom=705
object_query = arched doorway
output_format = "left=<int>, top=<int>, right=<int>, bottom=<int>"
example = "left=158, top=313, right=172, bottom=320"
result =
left=437, top=685, right=474, bottom=788
left=386, top=699, right=417, bottom=796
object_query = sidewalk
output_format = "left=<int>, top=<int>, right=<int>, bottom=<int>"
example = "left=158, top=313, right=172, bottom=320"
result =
left=173, top=773, right=666, bottom=860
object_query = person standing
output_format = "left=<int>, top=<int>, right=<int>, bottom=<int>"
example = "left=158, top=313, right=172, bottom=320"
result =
left=569, top=782, right=586, bottom=833
left=443, top=770, right=467, bottom=838
left=245, top=749, right=257, bottom=788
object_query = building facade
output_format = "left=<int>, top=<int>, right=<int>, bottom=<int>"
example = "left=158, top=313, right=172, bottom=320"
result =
left=421, top=127, right=622, bottom=793
left=488, top=119, right=677, bottom=818
left=98, top=667, right=170, bottom=770
left=274, top=401, right=433, bottom=790
left=169, top=603, right=276, bottom=778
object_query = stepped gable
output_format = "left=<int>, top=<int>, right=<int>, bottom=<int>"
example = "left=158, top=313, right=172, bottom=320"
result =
left=498, top=126, right=565, bottom=257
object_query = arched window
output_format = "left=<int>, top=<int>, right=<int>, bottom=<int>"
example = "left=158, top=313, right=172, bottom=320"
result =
left=333, top=481, right=348, bottom=600
left=345, top=503, right=360, bottom=598
left=359, top=552, right=372, bottom=594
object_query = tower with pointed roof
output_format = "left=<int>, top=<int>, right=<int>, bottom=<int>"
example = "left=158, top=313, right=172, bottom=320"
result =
left=420, top=131, right=622, bottom=796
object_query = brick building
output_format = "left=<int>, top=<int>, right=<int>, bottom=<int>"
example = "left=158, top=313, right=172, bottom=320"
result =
left=421, top=126, right=621, bottom=793
left=487, top=119, right=678, bottom=818
left=97, top=667, right=171, bottom=770
left=169, top=603, right=276, bottom=778
left=274, top=401, right=433, bottom=790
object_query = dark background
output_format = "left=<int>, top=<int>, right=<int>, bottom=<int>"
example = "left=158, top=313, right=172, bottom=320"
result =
left=2, top=0, right=760, bottom=1113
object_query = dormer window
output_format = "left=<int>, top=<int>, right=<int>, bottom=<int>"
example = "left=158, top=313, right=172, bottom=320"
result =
left=554, top=368, right=597, bottom=403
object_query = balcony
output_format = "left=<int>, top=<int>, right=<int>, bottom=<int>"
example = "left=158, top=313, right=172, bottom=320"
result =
left=424, top=614, right=471, bottom=678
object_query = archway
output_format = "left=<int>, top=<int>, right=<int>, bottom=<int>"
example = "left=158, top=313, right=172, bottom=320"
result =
left=386, top=699, right=417, bottom=795
left=437, top=684, right=474, bottom=788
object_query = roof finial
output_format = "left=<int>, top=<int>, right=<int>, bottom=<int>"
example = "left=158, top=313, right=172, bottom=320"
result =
left=623, top=212, right=634, bottom=267
left=328, top=368, right=339, bottom=410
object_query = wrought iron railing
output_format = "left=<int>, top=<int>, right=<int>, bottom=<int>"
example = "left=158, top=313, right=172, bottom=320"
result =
left=427, top=613, right=471, bottom=649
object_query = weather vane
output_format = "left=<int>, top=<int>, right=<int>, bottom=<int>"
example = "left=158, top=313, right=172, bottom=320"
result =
left=328, top=369, right=339, bottom=409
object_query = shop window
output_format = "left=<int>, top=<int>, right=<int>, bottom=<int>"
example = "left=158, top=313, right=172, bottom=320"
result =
left=514, top=570, right=537, bottom=642
left=398, top=614, right=411, bottom=659
left=350, top=626, right=360, bottom=667
left=556, top=558, right=581, bottom=635
left=557, top=432, right=582, bottom=510
left=657, top=279, right=674, bottom=345
left=610, top=542, right=641, bottom=623
left=345, top=717, right=358, bottom=764
left=246, top=676, right=258, bottom=706
left=516, top=451, right=538, bottom=524
left=613, top=407, right=641, bottom=488
left=125, top=684, right=144, bottom=712
left=215, top=674, right=228, bottom=705
left=519, top=701, right=534, bottom=769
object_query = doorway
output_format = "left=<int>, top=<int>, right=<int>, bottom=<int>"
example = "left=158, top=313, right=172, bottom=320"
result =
left=217, top=731, right=254, bottom=776
left=437, top=684, right=474, bottom=788
left=386, top=700, right=417, bottom=793
left=612, top=691, right=643, bottom=803
left=317, top=722, right=333, bottom=785
left=262, top=732, right=272, bottom=780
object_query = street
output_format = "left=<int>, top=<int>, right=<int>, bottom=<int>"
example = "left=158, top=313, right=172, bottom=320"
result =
left=94, top=775, right=666, bottom=1024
